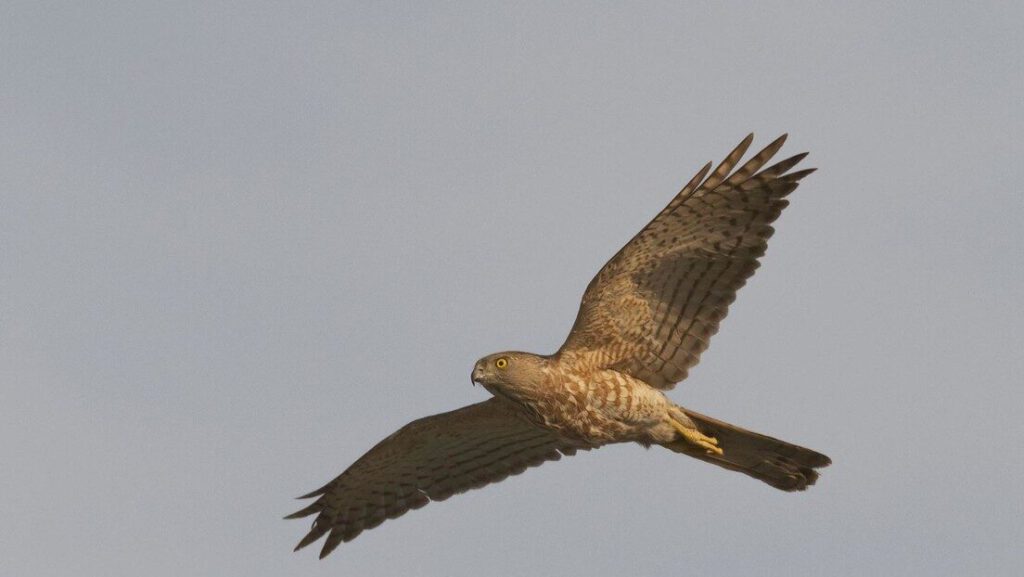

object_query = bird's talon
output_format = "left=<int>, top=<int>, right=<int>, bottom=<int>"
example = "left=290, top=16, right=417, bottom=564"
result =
left=671, top=421, right=724, bottom=456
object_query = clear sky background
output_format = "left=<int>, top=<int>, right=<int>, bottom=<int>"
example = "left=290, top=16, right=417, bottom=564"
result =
left=3, top=2, right=1022, bottom=576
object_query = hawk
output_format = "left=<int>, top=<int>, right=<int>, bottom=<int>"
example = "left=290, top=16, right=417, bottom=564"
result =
left=288, top=134, right=830, bottom=558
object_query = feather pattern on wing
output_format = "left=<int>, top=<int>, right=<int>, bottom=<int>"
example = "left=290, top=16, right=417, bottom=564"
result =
left=287, top=399, right=586, bottom=558
left=557, top=134, right=814, bottom=389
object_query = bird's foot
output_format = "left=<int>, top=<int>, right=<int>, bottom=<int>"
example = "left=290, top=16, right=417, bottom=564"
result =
left=670, top=420, right=723, bottom=456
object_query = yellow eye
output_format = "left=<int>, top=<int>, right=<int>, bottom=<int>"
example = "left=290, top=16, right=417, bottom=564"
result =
left=495, top=357, right=508, bottom=369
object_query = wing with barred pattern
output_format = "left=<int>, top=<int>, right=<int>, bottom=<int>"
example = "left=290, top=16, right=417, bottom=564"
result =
left=287, top=398, right=587, bottom=558
left=558, top=134, right=815, bottom=389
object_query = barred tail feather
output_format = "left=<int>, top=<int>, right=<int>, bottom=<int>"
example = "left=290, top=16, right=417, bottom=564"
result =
left=663, top=408, right=831, bottom=492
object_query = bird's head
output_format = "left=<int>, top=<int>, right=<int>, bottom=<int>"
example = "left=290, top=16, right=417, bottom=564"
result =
left=471, top=352, right=547, bottom=401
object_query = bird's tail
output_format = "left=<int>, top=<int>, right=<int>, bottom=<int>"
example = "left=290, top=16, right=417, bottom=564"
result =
left=662, top=408, right=831, bottom=491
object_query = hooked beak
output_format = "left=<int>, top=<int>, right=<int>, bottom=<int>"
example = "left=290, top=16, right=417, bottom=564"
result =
left=471, top=365, right=484, bottom=386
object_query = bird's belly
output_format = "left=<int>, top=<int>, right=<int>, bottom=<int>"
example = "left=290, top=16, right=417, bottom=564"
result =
left=527, top=371, right=668, bottom=444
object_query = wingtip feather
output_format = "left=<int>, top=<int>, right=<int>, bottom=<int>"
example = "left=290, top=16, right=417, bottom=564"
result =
left=293, top=524, right=328, bottom=552
left=296, top=483, right=331, bottom=500
left=735, top=133, right=755, bottom=159
left=784, top=167, right=817, bottom=181
left=319, top=530, right=346, bottom=559
left=284, top=501, right=322, bottom=520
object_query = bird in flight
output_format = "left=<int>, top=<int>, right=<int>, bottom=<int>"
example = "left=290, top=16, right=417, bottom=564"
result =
left=288, top=134, right=830, bottom=558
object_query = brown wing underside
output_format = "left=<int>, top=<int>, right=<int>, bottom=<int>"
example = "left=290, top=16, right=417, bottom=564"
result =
left=558, top=134, right=814, bottom=389
left=287, top=398, right=585, bottom=558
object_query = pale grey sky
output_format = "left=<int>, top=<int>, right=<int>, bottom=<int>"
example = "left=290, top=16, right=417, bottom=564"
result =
left=2, top=2, right=1022, bottom=576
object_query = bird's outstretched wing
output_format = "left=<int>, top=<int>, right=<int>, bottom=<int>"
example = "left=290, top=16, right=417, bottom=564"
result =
left=287, top=398, right=585, bottom=558
left=558, top=134, right=814, bottom=389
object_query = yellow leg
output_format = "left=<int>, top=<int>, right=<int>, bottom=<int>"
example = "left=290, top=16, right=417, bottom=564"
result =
left=670, top=420, right=724, bottom=456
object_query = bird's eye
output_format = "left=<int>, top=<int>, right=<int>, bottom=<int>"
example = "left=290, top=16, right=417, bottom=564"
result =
left=495, top=358, right=509, bottom=369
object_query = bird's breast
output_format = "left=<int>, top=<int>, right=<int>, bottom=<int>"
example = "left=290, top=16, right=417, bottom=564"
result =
left=517, top=367, right=663, bottom=444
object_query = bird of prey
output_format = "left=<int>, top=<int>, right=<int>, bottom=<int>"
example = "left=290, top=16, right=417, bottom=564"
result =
left=288, top=134, right=830, bottom=558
